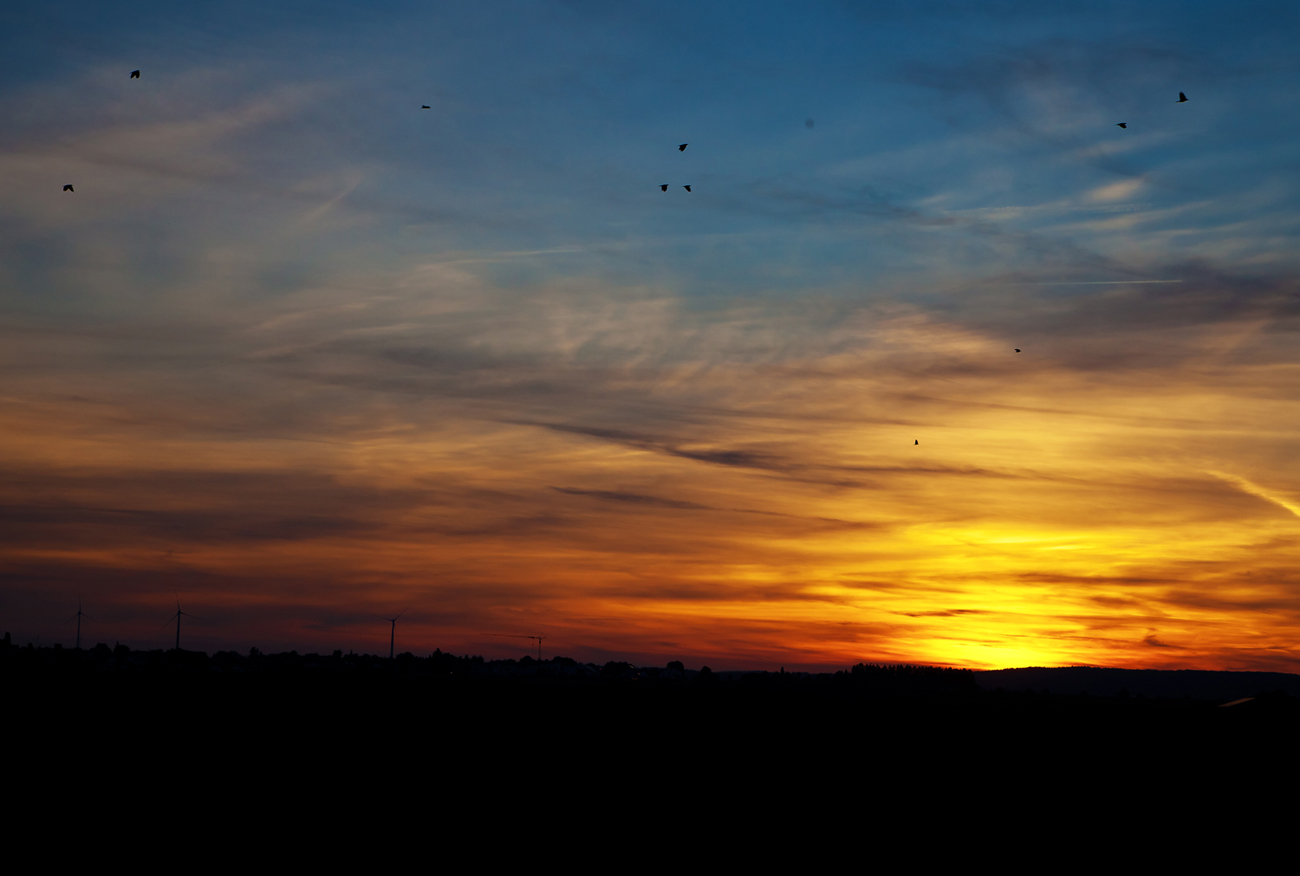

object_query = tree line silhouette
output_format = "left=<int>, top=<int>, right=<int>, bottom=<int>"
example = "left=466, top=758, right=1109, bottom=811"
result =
left=6, top=632, right=1296, bottom=716
left=0, top=631, right=979, bottom=694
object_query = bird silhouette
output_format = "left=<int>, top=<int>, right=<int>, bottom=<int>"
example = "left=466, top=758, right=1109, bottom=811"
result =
left=421, top=105, right=430, bottom=109
left=130, top=70, right=140, bottom=79
left=914, top=439, right=918, bottom=445
left=1116, top=122, right=1127, bottom=128
left=1015, top=348, right=1021, bottom=353
left=660, top=184, right=669, bottom=192
left=683, top=185, right=691, bottom=192
left=678, top=143, right=688, bottom=152
left=1177, top=92, right=1188, bottom=102
left=63, top=185, right=74, bottom=192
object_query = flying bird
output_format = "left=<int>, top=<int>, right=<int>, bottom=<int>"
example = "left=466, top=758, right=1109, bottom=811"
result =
left=63, top=185, right=74, bottom=192
left=421, top=105, right=430, bottom=109
left=130, top=70, right=139, bottom=79
left=678, top=143, right=688, bottom=152
left=660, top=184, right=669, bottom=192
left=1116, top=122, right=1127, bottom=128
left=914, top=440, right=918, bottom=445
left=683, top=185, right=691, bottom=192
left=1015, top=348, right=1021, bottom=353
left=1177, top=92, right=1188, bottom=102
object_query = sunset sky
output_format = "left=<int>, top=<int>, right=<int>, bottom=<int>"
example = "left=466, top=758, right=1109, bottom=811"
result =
left=3, top=1, right=1300, bottom=670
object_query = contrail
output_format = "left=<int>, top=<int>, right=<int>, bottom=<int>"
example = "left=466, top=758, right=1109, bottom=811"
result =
left=435, top=247, right=584, bottom=266
left=1000, top=280, right=1184, bottom=286
left=1208, top=471, right=1300, bottom=520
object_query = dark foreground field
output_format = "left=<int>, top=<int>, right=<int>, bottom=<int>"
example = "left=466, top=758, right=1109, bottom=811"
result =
left=7, top=638, right=1299, bottom=847
left=8, top=639, right=1298, bottom=769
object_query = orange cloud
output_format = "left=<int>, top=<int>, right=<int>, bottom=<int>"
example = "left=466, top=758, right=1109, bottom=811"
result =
left=2, top=269, right=1298, bottom=672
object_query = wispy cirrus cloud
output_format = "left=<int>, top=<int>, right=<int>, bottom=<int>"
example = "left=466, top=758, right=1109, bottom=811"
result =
left=3, top=2, right=1300, bottom=670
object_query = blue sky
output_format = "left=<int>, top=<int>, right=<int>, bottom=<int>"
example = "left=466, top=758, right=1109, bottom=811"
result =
left=3, top=2, right=1300, bottom=666
left=8, top=0, right=1300, bottom=309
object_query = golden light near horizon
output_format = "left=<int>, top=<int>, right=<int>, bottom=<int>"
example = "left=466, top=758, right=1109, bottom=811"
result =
left=2, top=4, right=1299, bottom=671
left=6, top=288, right=1297, bottom=669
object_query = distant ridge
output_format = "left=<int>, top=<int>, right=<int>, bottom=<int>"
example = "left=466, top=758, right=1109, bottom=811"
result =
left=978, top=666, right=1300, bottom=701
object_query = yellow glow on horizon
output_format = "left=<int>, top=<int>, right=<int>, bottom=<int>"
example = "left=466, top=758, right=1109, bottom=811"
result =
left=2, top=292, right=1299, bottom=670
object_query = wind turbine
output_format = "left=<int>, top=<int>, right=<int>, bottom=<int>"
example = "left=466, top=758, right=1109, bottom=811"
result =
left=488, top=633, right=546, bottom=661
left=166, top=601, right=193, bottom=651
left=66, top=598, right=93, bottom=650
left=377, top=609, right=407, bottom=659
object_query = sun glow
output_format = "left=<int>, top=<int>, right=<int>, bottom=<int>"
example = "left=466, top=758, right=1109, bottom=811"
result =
left=4, top=3, right=1300, bottom=671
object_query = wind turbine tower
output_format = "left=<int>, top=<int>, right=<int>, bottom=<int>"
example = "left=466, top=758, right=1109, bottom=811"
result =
left=378, top=609, right=407, bottom=659
left=67, top=599, right=93, bottom=650
left=168, top=602, right=193, bottom=651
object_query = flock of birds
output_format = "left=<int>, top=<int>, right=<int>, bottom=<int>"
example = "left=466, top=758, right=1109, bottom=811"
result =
left=61, top=71, right=1194, bottom=446
left=664, top=142, right=691, bottom=192
left=61, top=70, right=1193, bottom=202
left=1116, top=91, right=1188, bottom=130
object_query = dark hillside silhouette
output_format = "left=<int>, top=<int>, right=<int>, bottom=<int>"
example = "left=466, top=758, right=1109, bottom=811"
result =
left=4, top=633, right=1294, bottom=711
left=977, top=666, right=1300, bottom=701
left=4, top=633, right=1294, bottom=810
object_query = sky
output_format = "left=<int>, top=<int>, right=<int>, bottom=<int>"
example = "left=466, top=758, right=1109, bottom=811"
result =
left=3, top=0, right=1300, bottom=670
